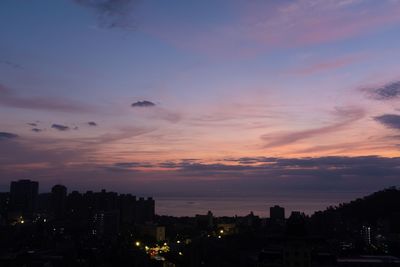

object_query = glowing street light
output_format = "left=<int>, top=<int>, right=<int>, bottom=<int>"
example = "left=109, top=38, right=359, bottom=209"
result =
left=135, top=241, right=141, bottom=247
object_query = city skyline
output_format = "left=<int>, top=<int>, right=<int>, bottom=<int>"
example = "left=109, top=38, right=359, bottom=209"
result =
left=1, top=178, right=383, bottom=218
left=1, top=179, right=342, bottom=217
left=1, top=0, right=400, bottom=202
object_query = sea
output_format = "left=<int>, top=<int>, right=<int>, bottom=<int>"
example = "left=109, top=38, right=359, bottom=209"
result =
left=154, top=191, right=371, bottom=217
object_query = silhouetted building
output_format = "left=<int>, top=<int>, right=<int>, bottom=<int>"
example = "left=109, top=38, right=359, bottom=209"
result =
left=270, top=205, right=285, bottom=222
left=361, top=225, right=373, bottom=247
left=0, top=192, right=9, bottom=225
left=95, top=189, right=118, bottom=211
left=243, top=211, right=262, bottom=228
left=135, top=197, right=155, bottom=223
left=287, top=211, right=307, bottom=236
left=144, top=197, right=155, bottom=222
left=119, top=194, right=136, bottom=224
left=91, top=210, right=120, bottom=238
left=66, top=190, right=83, bottom=216
left=51, top=184, right=67, bottom=219
left=137, top=224, right=166, bottom=242
left=196, top=210, right=214, bottom=230
left=37, top=193, right=51, bottom=213
left=9, top=179, right=38, bottom=219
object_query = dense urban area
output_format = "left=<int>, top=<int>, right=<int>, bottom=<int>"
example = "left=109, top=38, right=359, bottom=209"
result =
left=1, top=179, right=400, bottom=266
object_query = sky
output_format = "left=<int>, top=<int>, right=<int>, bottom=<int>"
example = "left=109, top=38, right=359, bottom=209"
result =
left=1, top=0, right=400, bottom=205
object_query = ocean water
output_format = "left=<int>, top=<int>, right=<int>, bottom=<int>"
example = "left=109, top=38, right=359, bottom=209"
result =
left=154, top=191, right=370, bottom=217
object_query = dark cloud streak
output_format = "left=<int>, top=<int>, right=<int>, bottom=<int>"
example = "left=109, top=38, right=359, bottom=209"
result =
left=365, top=81, right=400, bottom=100
left=154, top=156, right=400, bottom=181
left=51, top=124, right=70, bottom=131
left=0, top=132, right=18, bottom=140
left=0, top=60, right=23, bottom=69
left=73, top=0, right=138, bottom=29
left=374, top=114, right=400, bottom=129
left=131, top=100, right=155, bottom=107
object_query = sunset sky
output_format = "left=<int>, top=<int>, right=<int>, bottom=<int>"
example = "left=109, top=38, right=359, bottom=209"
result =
left=1, top=0, right=400, bottom=200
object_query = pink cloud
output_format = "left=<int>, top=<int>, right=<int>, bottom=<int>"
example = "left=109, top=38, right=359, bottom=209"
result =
left=290, top=54, right=365, bottom=75
left=142, top=0, right=400, bottom=57
left=0, top=83, right=96, bottom=113
left=239, top=0, right=400, bottom=46
left=261, top=107, right=366, bottom=148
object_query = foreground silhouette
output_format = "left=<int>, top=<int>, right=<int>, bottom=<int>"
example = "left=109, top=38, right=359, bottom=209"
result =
left=1, top=181, right=400, bottom=266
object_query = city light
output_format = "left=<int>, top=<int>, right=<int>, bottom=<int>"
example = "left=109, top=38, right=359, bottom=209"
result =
left=135, top=241, right=140, bottom=247
left=145, top=243, right=170, bottom=258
